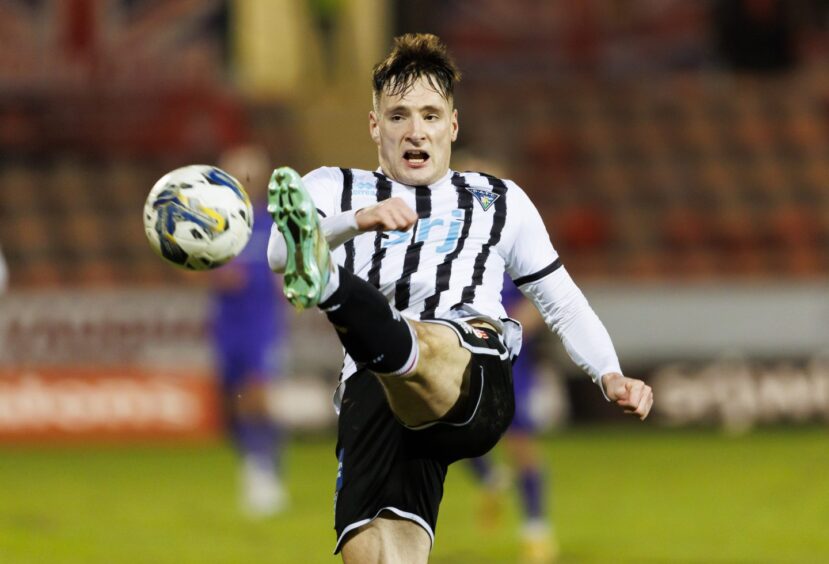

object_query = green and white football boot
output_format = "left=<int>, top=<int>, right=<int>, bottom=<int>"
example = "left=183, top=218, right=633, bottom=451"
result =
left=267, top=166, right=332, bottom=310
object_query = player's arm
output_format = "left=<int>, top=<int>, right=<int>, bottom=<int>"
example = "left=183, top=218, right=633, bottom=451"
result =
left=504, top=185, right=652, bottom=420
left=315, top=196, right=417, bottom=248
left=354, top=198, right=417, bottom=231
left=311, top=196, right=417, bottom=247
left=267, top=169, right=417, bottom=272
left=519, top=268, right=652, bottom=420
left=267, top=198, right=416, bottom=272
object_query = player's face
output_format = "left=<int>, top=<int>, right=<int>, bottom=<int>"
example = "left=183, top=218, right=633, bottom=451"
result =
left=369, top=76, right=458, bottom=186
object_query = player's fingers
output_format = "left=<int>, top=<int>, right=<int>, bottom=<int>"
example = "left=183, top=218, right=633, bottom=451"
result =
left=637, top=386, right=654, bottom=420
left=395, top=208, right=417, bottom=229
left=387, top=208, right=414, bottom=230
left=401, top=206, right=418, bottom=223
left=377, top=208, right=404, bottom=230
left=629, top=384, right=652, bottom=420
left=361, top=205, right=390, bottom=230
left=378, top=210, right=396, bottom=229
left=386, top=198, right=417, bottom=223
left=387, top=200, right=416, bottom=220
left=621, top=381, right=643, bottom=411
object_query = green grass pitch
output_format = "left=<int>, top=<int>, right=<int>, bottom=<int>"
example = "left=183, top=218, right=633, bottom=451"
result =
left=1, top=427, right=827, bottom=563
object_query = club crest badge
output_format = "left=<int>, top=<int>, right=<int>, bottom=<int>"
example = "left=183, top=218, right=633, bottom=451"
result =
left=466, top=187, right=500, bottom=211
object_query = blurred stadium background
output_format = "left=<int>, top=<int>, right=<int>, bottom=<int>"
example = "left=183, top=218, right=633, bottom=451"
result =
left=1, top=1, right=829, bottom=562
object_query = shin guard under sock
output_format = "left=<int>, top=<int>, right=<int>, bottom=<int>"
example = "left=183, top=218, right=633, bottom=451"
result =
left=319, top=266, right=417, bottom=375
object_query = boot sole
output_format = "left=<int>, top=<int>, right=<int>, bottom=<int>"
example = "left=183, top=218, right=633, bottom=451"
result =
left=267, top=167, right=328, bottom=309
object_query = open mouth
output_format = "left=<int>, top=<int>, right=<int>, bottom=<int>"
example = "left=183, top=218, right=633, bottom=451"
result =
left=403, top=150, right=430, bottom=165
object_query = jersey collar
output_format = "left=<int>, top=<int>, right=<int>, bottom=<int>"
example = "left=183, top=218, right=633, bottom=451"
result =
left=375, top=168, right=453, bottom=189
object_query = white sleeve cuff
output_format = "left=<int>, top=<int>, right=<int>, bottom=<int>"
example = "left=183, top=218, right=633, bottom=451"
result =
left=322, top=210, right=360, bottom=249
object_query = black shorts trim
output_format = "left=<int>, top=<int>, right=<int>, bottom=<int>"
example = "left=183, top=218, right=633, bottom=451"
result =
left=334, top=506, right=434, bottom=555
left=420, top=318, right=509, bottom=360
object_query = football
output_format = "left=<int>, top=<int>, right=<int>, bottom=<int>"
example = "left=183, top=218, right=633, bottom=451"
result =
left=143, top=164, right=253, bottom=270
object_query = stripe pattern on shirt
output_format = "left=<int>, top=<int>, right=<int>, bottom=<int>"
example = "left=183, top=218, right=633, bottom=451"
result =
left=339, top=167, right=355, bottom=272
left=367, top=173, right=393, bottom=288
left=331, top=169, right=536, bottom=323
left=421, top=172, right=475, bottom=319
left=393, top=185, right=432, bottom=310
left=457, top=173, right=508, bottom=306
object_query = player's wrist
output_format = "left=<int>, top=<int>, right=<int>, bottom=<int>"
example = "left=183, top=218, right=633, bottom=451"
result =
left=600, top=372, right=623, bottom=401
left=354, top=206, right=373, bottom=231
left=321, top=210, right=361, bottom=249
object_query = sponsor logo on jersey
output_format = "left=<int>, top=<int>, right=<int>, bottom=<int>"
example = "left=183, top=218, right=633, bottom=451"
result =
left=466, top=186, right=500, bottom=211
left=353, top=181, right=377, bottom=197
left=381, top=209, right=464, bottom=253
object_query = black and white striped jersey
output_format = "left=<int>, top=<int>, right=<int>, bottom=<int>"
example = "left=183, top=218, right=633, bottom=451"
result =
left=274, top=165, right=622, bottom=390
left=298, top=165, right=584, bottom=383
left=304, top=166, right=561, bottom=325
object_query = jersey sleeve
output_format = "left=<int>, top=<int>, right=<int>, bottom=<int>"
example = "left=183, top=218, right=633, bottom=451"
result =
left=501, top=181, right=620, bottom=396
left=302, top=166, right=343, bottom=218
left=501, top=181, right=561, bottom=284
left=519, top=268, right=621, bottom=397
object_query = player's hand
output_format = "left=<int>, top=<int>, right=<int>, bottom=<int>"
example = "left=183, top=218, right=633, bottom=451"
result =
left=601, top=372, right=653, bottom=420
left=355, top=197, right=417, bottom=232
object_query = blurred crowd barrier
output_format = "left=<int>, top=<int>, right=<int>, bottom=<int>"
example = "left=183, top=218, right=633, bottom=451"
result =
left=0, top=289, right=219, bottom=441
left=0, top=288, right=340, bottom=442
left=3, top=282, right=828, bottom=438
left=566, top=283, right=829, bottom=429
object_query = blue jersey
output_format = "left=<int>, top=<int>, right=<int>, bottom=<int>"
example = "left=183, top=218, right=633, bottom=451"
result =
left=212, top=205, right=284, bottom=354
left=502, top=276, right=535, bottom=361
left=503, top=275, right=537, bottom=432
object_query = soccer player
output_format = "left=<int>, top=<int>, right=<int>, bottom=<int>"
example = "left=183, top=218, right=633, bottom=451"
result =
left=467, top=276, right=559, bottom=562
left=210, top=145, right=288, bottom=517
left=266, top=33, right=652, bottom=563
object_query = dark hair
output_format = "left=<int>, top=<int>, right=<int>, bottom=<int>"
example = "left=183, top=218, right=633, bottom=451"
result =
left=372, top=33, right=461, bottom=107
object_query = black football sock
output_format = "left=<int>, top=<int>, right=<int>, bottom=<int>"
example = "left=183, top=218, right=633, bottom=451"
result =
left=319, top=266, right=418, bottom=375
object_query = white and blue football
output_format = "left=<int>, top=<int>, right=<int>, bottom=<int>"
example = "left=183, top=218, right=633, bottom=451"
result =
left=143, top=164, right=253, bottom=270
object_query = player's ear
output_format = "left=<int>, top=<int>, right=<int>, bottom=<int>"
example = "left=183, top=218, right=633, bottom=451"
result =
left=450, top=109, right=459, bottom=142
left=369, top=110, right=380, bottom=145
